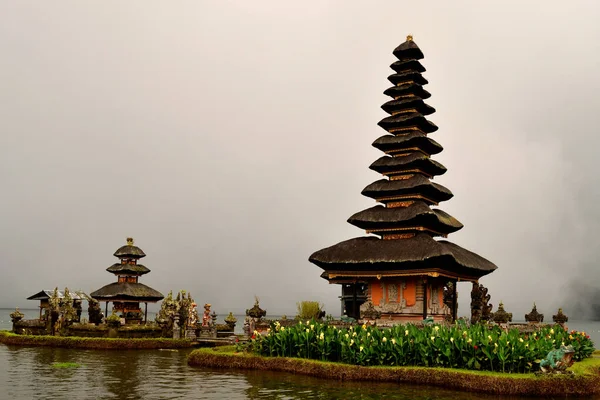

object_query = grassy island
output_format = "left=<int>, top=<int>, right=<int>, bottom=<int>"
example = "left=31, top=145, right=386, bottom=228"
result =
left=188, top=346, right=600, bottom=396
left=0, top=330, right=194, bottom=350
left=188, top=321, right=599, bottom=396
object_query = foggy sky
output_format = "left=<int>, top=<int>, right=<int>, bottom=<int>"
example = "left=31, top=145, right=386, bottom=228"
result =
left=1, top=1, right=599, bottom=319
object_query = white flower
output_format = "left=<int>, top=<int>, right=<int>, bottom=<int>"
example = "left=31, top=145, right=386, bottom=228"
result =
left=353, top=332, right=357, bottom=337
left=431, top=336, right=435, bottom=341
left=367, top=332, right=370, bottom=337
left=350, top=339, right=354, bottom=346
left=306, top=329, right=310, bottom=333
left=450, top=337, right=454, bottom=343
left=281, top=326, right=285, bottom=331
left=392, top=338, right=396, bottom=345
left=467, top=338, right=472, bottom=344
left=306, top=320, right=310, bottom=325
left=310, top=324, right=314, bottom=330
left=434, top=326, right=440, bottom=331
left=519, top=338, right=523, bottom=343
left=319, top=332, right=324, bottom=340
left=345, top=333, right=349, bottom=339
left=382, top=337, right=387, bottom=343
left=405, top=330, right=409, bottom=336
left=359, top=346, right=364, bottom=352
left=550, top=328, right=554, bottom=334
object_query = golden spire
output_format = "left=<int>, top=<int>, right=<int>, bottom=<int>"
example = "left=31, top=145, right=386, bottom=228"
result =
left=406, top=34, right=413, bottom=42
left=126, top=237, right=134, bottom=246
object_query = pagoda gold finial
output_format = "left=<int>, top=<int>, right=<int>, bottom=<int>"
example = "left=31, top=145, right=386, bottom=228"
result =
left=126, top=237, right=134, bottom=246
left=406, top=34, right=413, bottom=42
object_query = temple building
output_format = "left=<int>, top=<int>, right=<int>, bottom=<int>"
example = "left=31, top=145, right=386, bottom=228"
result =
left=309, top=36, right=497, bottom=322
left=90, top=238, right=164, bottom=324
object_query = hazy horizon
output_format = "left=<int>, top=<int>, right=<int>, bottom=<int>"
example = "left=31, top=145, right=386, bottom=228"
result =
left=2, top=1, right=600, bottom=320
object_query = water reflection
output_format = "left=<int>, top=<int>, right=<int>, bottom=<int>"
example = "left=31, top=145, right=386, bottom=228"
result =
left=0, top=344, right=594, bottom=400
left=240, top=368, right=516, bottom=400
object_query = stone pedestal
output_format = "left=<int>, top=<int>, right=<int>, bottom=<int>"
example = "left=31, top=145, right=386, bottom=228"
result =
left=185, top=328, right=196, bottom=339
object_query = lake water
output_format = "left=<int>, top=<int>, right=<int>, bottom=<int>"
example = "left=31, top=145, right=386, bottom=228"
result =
left=2, top=309, right=600, bottom=399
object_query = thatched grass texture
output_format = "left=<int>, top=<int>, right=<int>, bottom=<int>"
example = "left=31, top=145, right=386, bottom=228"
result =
left=188, top=347, right=600, bottom=397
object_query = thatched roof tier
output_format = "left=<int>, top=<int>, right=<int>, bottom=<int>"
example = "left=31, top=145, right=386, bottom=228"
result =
left=362, top=175, right=453, bottom=204
left=393, top=38, right=424, bottom=60
left=348, top=203, right=462, bottom=235
left=388, top=71, right=428, bottom=86
left=383, top=83, right=431, bottom=100
left=381, top=98, right=435, bottom=116
left=106, top=263, right=150, bottom=276
left=309, top=234, right=496, bottom=279
left=113, top=238, right=146, bottom=259
left=369, top=154, right=446, bottom=177
left=390, top=59, right=425, bottom=74
left=90, top=282, right=164, bottom=302
left=372, top=133, right=443, bottom=155
left=378, top=113, right=438, bottom=134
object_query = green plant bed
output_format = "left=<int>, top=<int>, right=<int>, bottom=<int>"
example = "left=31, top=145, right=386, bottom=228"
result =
left=251, top=321, right=595, bottom=373
left=0, top=331, right=193, bottom=350
left=187, top=347, right=600, bottom=396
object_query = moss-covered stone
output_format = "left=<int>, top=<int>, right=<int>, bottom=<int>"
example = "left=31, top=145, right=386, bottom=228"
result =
left=0, top=330, right=193, bottom=350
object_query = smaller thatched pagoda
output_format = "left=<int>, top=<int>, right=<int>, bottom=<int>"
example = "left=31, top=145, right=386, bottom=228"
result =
left=90, top=238, right=163, bottom=324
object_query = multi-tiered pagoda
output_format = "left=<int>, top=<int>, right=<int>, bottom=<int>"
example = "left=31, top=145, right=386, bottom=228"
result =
left=91, top=238, right=164, bottom=324
left=309, top=36, right=497, bottom=322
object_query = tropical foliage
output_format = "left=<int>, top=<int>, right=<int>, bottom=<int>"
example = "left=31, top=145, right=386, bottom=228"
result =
left=295, top=301, right=324, bottom=321
left=251, top=321, right=595, bottom=373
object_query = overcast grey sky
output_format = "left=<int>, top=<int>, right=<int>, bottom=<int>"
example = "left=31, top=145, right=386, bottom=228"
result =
left=1, top=1, right=599, bottom=318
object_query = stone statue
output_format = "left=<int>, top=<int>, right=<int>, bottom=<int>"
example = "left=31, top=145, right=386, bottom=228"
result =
left=525, top=303, right=544, bottom=323
left=480, top=286, right=493, bottom=321
left=491, top=301, right=513, bottom=323
left=10, top=308, right=24, bottom=323
left=470, top=283, right=493, bottom=324
left=225, top=312, right=237, bottom=331
left=48, top=287, right=61, bottom=335
left=88, top=299, right=103, bottom=325
left=540, top=345, right=575, bottom=373
left=361, top=301, right=381, bottom=320
left=246, top=297, right=267, bottom=319
left=202, top=303, right=212, bottom=327
left=74, top=300, right=82, bottom=323
left=553, top=308, right=568, bottom=325
left=443, top=281, right=455, bottom=310
left=60, top=288, right=77, bottom=325
left=188, top=302, right=199, bottom=327
left=470, top=283, right=482, bottom=324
